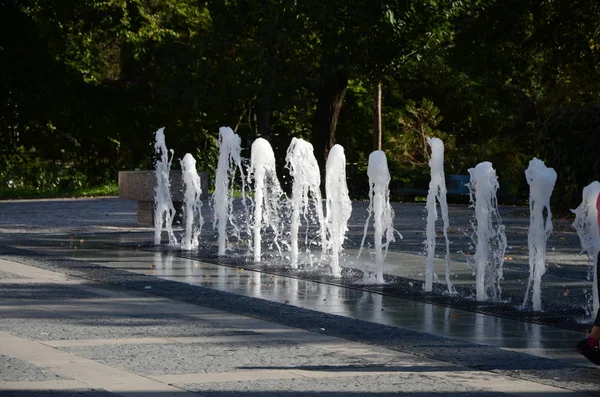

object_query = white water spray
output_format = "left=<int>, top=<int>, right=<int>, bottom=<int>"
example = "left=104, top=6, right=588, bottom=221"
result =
left=180, top=153, right=203, bottom=250
left=467, top=162, right=507, bottom=301
left=522, top=158, right=556, bottom=311
left=325, top=144, right=353, bottom=277
left=572, top=181, right=600, bottom=317
left=212, top=127, right=248, bottom=255
left=248, top=138, right=285, bottom=263
left=285, top=138, right=325, bottom=268
left=153, top=127, right=177, bottom=246
left=424, top=137, right=454, bottom=294
left=358, top=151, right=398, bottom=283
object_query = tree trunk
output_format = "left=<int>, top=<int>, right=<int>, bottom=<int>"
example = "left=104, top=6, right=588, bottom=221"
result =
left=257, top=31, right=279, bottom=137
left=372, top=80, right=382, bottom=151
left=257, top=100, right=271, bottom=136
left=310, top=68, right=349, bottom=182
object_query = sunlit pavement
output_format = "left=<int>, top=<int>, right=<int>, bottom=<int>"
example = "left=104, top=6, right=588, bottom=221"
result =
left=0, top=197, right=599, bottom=396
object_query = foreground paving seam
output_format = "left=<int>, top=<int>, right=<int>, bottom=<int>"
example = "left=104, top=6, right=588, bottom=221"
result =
left=149, top=370, right=306, bottom=384
left=310, top=342, right=587, bottom=396
left=0, top=379, right=89, bottom=391
left=148, top=367, right=583, bottom=397
left=421, top=370, right=581, bottom=396
left=0, top=331, right=197, bottom=396
left=41, top=337, right=174, bottom=348
left=41, top=333, right=316, bottom=348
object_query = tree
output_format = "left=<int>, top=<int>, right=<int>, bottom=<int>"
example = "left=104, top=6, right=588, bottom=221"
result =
left=392, top=99, right=449, bottom=167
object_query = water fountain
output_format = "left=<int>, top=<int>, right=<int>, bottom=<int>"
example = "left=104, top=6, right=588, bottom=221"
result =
left=522, top=158, right=556, bottom=311
left=358, top=150, right=398, bottom=283
left=325, top=144, right=352, bottom=278
left=467, top=161, right=507, bottom=301
left=153, top=127, right=177, bottom=246
left=212, top=127, right=247, bottom=255
left=424, top=137, right=453, bottom=294
left=572, top=181, right=600, bottom=317
left=147, top=128, right=600, bottom=332
left=285, top=138, right=325, bottom=268
left=248, top=138, right=286, bottom=263
left=180, top=153, right=203, bottom=250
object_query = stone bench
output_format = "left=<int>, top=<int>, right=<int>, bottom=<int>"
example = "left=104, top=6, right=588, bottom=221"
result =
left=118, top=170, right=209, bottom=226
left=393, top=174, right=471, bottom=202
left=446, top=174, right=470, bottom=196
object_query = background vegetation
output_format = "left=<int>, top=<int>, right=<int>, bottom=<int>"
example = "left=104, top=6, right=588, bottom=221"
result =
left=1, top=0, right=599, bottom=209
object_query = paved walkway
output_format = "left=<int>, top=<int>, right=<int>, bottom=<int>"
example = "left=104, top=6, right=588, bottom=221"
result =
left=0, top=197, right=599, bottom=396
left=0, top=258, right=596, bottom=396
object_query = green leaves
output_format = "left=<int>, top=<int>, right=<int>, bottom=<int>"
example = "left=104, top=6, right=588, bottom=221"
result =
left=2, top=0, right=599, bottom=206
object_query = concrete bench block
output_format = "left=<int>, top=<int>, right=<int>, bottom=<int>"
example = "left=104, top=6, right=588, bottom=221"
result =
left=118, top=170, right=209, bottom=226
left=446, top=174, right=470, bottom=196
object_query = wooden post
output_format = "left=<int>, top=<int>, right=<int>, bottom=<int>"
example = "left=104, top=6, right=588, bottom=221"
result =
left=372, top=80, right=382, bottom=151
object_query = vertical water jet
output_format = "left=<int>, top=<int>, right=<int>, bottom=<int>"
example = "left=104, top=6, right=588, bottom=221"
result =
left=153, top=127, right=177, bottom=246
left=212, top=127, right=247, bottom=255
left=248, top=138, right=285, bottom=263
left=325, top=144, right=352, bottom=277
left=285, top=138, right=325, bottom=268
left=358, top=150, right=398, bottom=283
left=424, top=137, right=454, bottom=294
left=522, top=158, right=556, bottom=311
left=468, top=162, right=507, bottom=301
left=180, top=153, right=203, bottom=250
left=572, top=181, right=600, bottom=317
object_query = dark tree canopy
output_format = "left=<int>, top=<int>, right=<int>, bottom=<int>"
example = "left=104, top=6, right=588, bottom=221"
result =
left=1, top=0, right=599, bottom=209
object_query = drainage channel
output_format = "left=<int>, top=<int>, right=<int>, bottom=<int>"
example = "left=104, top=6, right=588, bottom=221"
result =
left=134, top=242, right=592, bottom=333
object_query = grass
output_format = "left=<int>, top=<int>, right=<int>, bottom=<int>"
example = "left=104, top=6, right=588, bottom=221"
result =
left=0, top=183, right=119, bottom=200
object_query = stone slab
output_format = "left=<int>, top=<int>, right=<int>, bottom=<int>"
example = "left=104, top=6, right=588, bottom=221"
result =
left=0, top=355, right=68, bottom=382
left=0, top=386, right=114, bottom=397
left=118, top=170, right=209, bottom=201
left=119, top=170, right=208, bottom=226
left=0, top=270, right=28, bottom=279
left=0, top=331, right=197, bottom=397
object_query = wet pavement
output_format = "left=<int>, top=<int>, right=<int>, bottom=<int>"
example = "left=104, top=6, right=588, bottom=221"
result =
left=0, top=197, right=599, bottom=395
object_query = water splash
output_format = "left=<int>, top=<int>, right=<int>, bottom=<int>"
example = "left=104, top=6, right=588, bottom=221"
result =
left=285, top=138, right=325, bottom=268
left=248, top=138, right=285, bottom=263
left=358, top=150, right=398, bottom=283
left=212, top=127, right=248, bottom=255
left=424, top=137, right=454, bottom=294
left=325, top=144, right=353, bottom=277
left=467, top=162, right=507, bottom=301
left=180, top=153, right=203, bottom=250
left=153, top=127, right=177, bottom=246
left=522, top=158, right=556, bottom=311
left=572, top=181, right=600, bottom=317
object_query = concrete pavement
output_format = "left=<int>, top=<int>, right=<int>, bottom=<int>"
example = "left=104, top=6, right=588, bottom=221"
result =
left=0, top=258, right=596, bottom=396
left=0, top=197, right=599, bottom=396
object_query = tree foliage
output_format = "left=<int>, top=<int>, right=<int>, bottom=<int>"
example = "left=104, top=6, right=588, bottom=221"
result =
left=1, top=0, right=599, bottom=208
